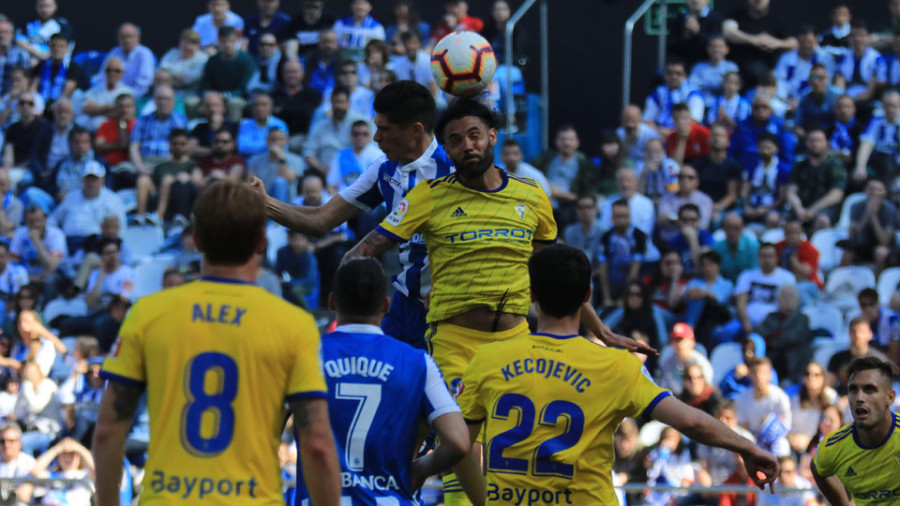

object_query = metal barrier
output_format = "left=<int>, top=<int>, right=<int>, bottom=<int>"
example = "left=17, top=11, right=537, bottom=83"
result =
left=0, top=477, right=94, bottom=506
left=618, top=483, right=816, bottom=495
left=623, top=0, right=670, bottom=108
left=504, top=0, right=549, bottom=151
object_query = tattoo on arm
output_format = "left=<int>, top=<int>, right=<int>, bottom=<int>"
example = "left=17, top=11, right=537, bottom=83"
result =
left=342, top=230, right=397, bottom=264
left=109, top=381, right=145, bottom=422
left=289, top=398, right=327, bottom=435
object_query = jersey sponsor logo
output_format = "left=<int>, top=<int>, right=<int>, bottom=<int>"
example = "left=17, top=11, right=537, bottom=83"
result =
left=340, top=472, right=401, bottom=492
left=853, top=486, right=900, bottom=502
left=844, top=466, right=857, bottom=478
left=486, top=483, right=574, bottom=505
left=515, top=204, right=526, bottom=219
left=386, top=199, right=409, bottom=226
left=109, top=337, right=123, bottom=358
left=381, top=173, right=401, bottom=187
left=451, top=206, right=467, bottom=218
left=148, top=470, right=259, bottom=501
left=445, top=228, right=534, bottom=244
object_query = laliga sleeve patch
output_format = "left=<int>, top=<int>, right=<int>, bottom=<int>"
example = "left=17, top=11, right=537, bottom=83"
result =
left=386, top=199, right=410, bottom=226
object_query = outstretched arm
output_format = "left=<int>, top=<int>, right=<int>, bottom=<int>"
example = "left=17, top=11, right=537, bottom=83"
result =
left=650, top=395, right=779, bottom=491
left=810, top=460, right=853, bottom=506
left=92, top=380, right=145, bottom=506
left=342, top=229, right=399, bottom=264
left=249, top=176, right=364, bottom=237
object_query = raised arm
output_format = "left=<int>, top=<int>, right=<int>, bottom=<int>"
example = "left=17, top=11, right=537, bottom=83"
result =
left=288, top=398, right=341, bottom=506
left=93, top=380, right=145, bottom=506
left=342, top=229, right=399, bottom=263
left=249, top=176, right=363, bottom=237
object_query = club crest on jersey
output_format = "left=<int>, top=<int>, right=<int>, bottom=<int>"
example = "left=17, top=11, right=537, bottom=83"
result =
left=451, top=378, right=465, bottom=398
left=515, top=204, right=526, bottom=219
left=386, top=199, right=410, bottom=226
left=110, top=337, right=123, bottom=358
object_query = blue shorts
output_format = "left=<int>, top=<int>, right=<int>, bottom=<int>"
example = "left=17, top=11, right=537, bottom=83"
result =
left=381, top=291, right=428, bottom=350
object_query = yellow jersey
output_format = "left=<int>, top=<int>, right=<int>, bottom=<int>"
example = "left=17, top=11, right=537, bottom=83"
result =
left=456, top=332, right=670, bottom=505
left=377, top=171, right=556, bottom=323
left=101, top=277, right=327, bottom=505
left=813, top=412, right=900, bottom=505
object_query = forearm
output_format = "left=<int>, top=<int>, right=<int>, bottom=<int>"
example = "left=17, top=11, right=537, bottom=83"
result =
left=343, top=229, right=397, bottom=263
left=811, top=468, right=852, bottom=506
left=808, top=189, right=843, bottom=214
left=33, top=242, right=59, bottom=272
left=92, top=423, right=129, bottom=506
left=855, top=141, right=874, bottom=170
left=453, top=448, right=486, bottom=506
left=266, top=196, right=337, bottom=236
left=291, top=399, right=341, bottom=505
left=736, top=295, right=750, bottom=326
left=85, top=279, right=104, bottom=309
left=580, top=301, right=612, bottom=339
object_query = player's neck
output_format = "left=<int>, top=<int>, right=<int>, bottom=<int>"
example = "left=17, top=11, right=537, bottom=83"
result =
left=201, top=261, right=259, bottom=284
left=856, top=412, right=895, bottom=447
left=458, top=165, right=503, bottom=191
left=535, top=312, right=581, bottom=337
left=335, top=316, right=383, bottom=327
left=400, top=134, right=433, bottom=164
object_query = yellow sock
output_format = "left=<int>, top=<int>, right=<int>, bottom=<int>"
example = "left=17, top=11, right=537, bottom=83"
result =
left=442, top=473, right=472, bottom=506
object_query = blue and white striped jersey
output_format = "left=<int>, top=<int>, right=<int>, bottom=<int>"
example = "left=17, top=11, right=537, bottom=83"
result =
left=860, top=113, right=900, bottom=155
left=339, top=137, right=455, bottom=299
left=774, top=48, right=836, bottom=100
left=295, top=324, right=459, bottom=506
left=643, top=82, right=705, bottom=128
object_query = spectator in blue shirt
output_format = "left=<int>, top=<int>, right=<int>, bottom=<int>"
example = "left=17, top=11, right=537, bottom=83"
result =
left=794, top=63, right=842, bottom=140
left=106, top=23, right=156, bottom=97
left=275, top=229, right=319, bottom=309
left=853, top=89, right=900, bottom=184
left=689, top=36, right=739, bottom=105
left=237, top=93, right=288, bottom=157
left=643, top=58, right=705, bottom=134
left=597, top=199, right=648, bottom=307
left=684, top=250, right=735, bottom=343
left=742, top=131, right=790, bottom=227
left=829, top=94, right=862, bottom=170
left=728, top=93, right=796, bottom=173
left=712, top=212, right=759, bottom=284
left=128, top=85, right=188, bottom=175
left=242, top=0, right=291, bottom=58
left=563, top=194, right=604, bottom=268
left=0, top=20, right=31, bottom=96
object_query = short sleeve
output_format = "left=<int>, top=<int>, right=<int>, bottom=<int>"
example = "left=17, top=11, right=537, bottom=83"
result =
left=420, top=354, right=461, bottom=424
left=338, top=157, right=385, bottom=211
left=621, top=352, right=670, bottom=419
left=129, top=119, right=142, bottom=143
left=859, top=118, right=877, bottom=144
left=813, top=438, right=835, bottom=477
left=376, top=183, right=433, bottom=243
left=100, top=302, right=147, bottom=386
left=457, top=350, right=486, bottom=423
left=735, top=272, right=751, bottom=295
left=533, top=190, right=558, bottom=243
left=285, top=312, right=327, bottom=400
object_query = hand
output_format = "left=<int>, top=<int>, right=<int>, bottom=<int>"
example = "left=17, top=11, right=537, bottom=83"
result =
left=740, top=446, right=780, bottom=492
left=735, top=363, right=749, bottom=378
left=408, top=456, right=429, bottom=493
left=269, top=146, right=286, bottom=162
left=600, top=330, right=660, bottom=357
left=684, top=15, right=700, bottom=34
left=681, top=225, right=698, bottom=241
left=853, top=167, right=868, bottom=182
left=602, top=297, right=614, bottom=308
left=670, top=261, right=683, bottom=281
left=797, top=208, right=810, bottom=222
left=247, top=176, right=269, bottom=198
left=27, top=227, right=42, bottom=243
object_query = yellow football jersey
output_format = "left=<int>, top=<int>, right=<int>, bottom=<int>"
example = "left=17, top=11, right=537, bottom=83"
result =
left=377, top=171, right=556, bottom=323
left=456, top=333, right=670, bottom=505
left=814, top=412, right=900, bottom=505
left=101, top=278, right=326, bottom=505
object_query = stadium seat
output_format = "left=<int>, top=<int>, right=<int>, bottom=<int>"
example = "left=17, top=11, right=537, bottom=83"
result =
left=835, top=193, right=866, bottom=231
left=825, top=266, right=876, bottom=298
left=267, top=224, right=288, bottom=266
left=803, top=303, right=844, bottom=341
left=133, top=258, right=172, bottom=299
left=877, top=267, right=900, bottom=306
left=812, top=340, right=848, bottom=369
left=117, top=189, right=137, bottom=214
left=43, top=297, right=87, bottom=326
left=123, top=225, right=165, bottom=263
left=759, top=228, right=785, bottom=244
left=710, top=342, right=743, bottom=388
left=811, top=228, right=848, bottom=273
left=638, top=420, right=669, bottom=448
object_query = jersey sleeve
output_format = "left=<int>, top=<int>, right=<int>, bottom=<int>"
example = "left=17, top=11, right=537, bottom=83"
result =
left=376, top=182, right=433, bottom=243
left=100, top=302, right=147, bottom=386
left=420, top=353, right=461, bottom=424
left=457, top=349, right=487, bottom=424
left=338, top=156, right=386, bottom=211
left=533, top=189, right=558, bottom=243
left=620, top=352, right=671, bottom=419
left=813, top=437, right=836, bottom=477
left=284, top=312, right=328, bottom=400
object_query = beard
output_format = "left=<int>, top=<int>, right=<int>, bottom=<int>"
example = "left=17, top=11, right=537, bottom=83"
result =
left=453, top=145, right=494, bottom=180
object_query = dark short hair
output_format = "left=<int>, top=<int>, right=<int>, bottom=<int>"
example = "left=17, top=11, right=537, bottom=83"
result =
left=503, top=139, right=521, bottom=149
left=332, top=258, right=388, bottom=319
left=857, top=287, right=879, bottom=302
left=192, top=180, right=267, bottom=266
left=848, top=356, right=897, bottom=387
left=611, top=198, right=629, bottom=210
left=49, top=32, right=68, bottom=43
left=796, top=24, right=816, bottom=37
left=98, top=236, right=121, bottom=253
left=168, top=128, right=189, bottom=141
left=400, top=30, right=422, bottom=43
left=759, top=242, right=778, bottom=254
left=374, top=81, right=436, bottom=133
left=678, top=203, right=700, bottom=218
left=671, top=102, right=690, bottom=115
left=351, top=119, right=370, bottom=130
left=331, top=85, right=351, bottom=100
left=665, top=57, right=686, bottom=71
left=700, top=250, right=722, bottom=266
left=851, top=20, right=868, bottom=32
left=218, top=26, right=238, bottom=39
left=68, top=126, right=91, bottom=144
left=757, top=131, right=779, bottom=146
left=810, top=62, right=829, bottom=73
left=747, top=356, right=772, bottom=370
left=529, top=244, right=591, bottom=318
left=115, top=92, right=134, bottom=103
left=435, top=98, right=499, bottom=143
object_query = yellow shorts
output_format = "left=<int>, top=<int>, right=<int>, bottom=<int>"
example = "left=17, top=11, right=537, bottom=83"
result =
left=426, top=320, right=530, bottom=396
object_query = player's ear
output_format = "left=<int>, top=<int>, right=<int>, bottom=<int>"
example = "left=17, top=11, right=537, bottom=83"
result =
left=529, top=287, right=536, bottom=303
left=381, top=296, right=390, bottom=315
left=328, top=292, right=336, bottom=311
left=584, top=285, right=593, bottom=305
left=192, top=228, right=204, bottom=253
left=488, top=127, right=497, bottom=147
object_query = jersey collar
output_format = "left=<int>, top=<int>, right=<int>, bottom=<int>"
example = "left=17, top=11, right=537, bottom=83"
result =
left=335, top=324, right=384, bottom=335
left=852, top=411, right=898, bottom=450
left=399, top=136, right=438, bottom=174
left=532, top=332, right=580, bottom=340
left=200, top=275, right=255, bottom=285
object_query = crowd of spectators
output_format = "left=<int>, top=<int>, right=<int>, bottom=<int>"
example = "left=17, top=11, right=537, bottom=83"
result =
left=0, top=0, right=898, bottom=504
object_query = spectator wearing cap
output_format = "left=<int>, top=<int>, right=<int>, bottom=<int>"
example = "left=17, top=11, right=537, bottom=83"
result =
left=237, top=94, right=289, bottom=157
left=45, top=127, right=110, bottom=204
left=656, top=322, right=714, bottom=396
left=106, top=23, right=156, bottom=97
left=48, top=162, right=126, bottom=254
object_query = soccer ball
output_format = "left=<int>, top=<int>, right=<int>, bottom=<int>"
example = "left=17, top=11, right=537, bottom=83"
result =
left=430, top=31, right=497, bottom=98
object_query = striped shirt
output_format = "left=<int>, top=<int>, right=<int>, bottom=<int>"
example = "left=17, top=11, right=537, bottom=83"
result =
left=835, top=47, right=881, bottom=98
left=130, top=112, right=188, bottom=158
left=339, top=137, right=454, bottom=299
left=643, top=82, right=705, bottom=128
left=860, top=114, right=900, bottom=155
left=774, top=48, right=835, bottom=100
left=876, top=53, right=900, bottom=86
